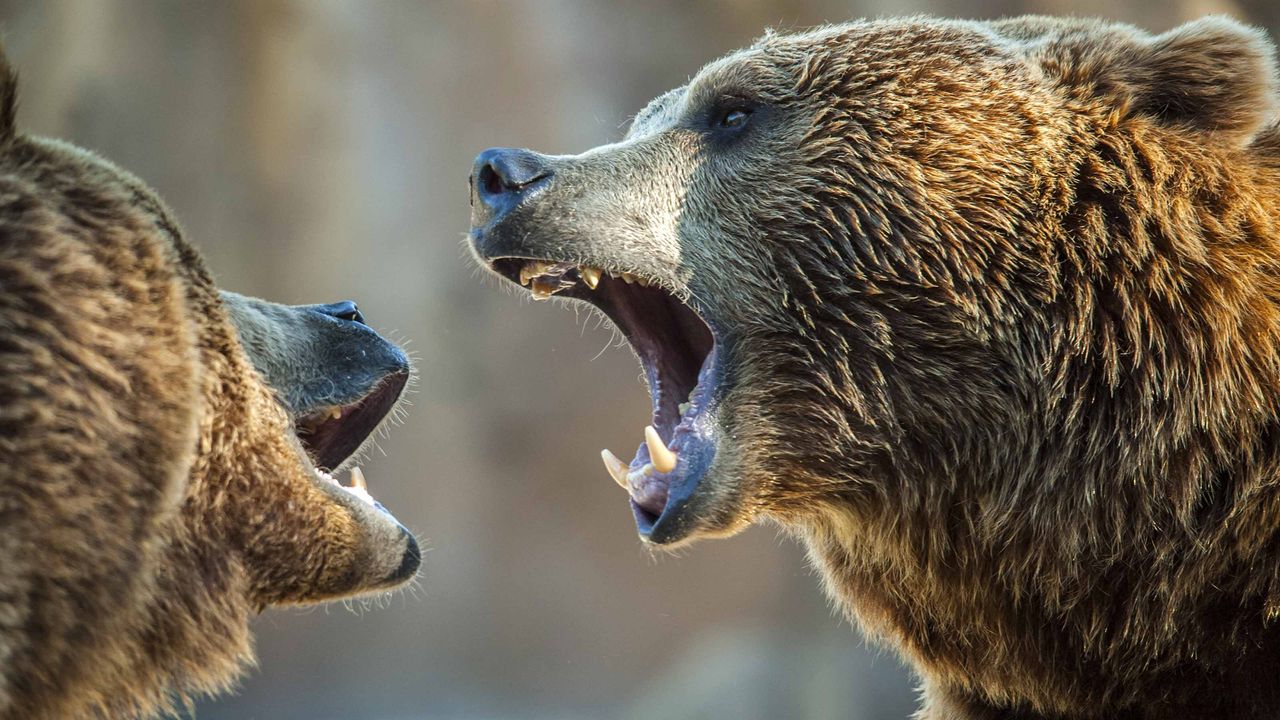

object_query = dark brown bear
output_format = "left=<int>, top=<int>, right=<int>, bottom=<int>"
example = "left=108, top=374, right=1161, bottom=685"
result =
left=0, top=48, right=419, bottom=718
left=469, top=15, right=1280, bottom=719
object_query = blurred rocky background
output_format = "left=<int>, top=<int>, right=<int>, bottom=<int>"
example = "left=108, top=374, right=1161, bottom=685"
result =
left=1, top=1, right=1275, bottom=718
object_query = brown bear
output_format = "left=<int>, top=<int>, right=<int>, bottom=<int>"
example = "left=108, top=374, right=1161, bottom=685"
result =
left=0, top=50, right=419, bottom=719
left=468, top=15, right=1280, bottom=720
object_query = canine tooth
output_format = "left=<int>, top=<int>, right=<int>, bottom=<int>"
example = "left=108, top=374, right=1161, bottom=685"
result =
left=678, top=402, right=691, bottom=415
left=530, top=278, right=558, bottom=300
left=520, top=260, right=555, bottom=287
left=580, top=266, right=601, bottom=290
left=329, top=407, right=342, bottom=420
left=600, top=449, right=629, bottom=489
left=350, top=466, right=368, bottom=491
left=644, top=425, right=677, bottom=473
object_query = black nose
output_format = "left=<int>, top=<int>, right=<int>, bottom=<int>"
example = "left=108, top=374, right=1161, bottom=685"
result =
left=470, top=147, right=553, bottom=225
left=314, top=300, right=365, bottom=325
left=389, top=528, right=421, bottom=584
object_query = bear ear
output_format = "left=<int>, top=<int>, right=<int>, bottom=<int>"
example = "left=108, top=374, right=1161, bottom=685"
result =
left=1122, top=17, right=1278, bottom=144
left=1022, top=16, right=1279, bottom=146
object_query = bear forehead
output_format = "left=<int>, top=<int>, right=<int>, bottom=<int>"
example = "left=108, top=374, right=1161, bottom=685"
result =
left=640, top=19, right=1026, bottom=119
left=660, top=15, right=1278, bottom=149
left=627, top=18, right=1043, bottom=141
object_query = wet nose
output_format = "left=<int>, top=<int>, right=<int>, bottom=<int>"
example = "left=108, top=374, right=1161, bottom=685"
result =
left=470, top=147, right=553, bottom=225
left=313, top=300, right=366, bottom=325
left=388, top=528, right=421, bottom=584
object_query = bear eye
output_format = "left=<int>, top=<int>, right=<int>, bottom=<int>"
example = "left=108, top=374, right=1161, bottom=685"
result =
left=714, top=107, right=752, bottom=131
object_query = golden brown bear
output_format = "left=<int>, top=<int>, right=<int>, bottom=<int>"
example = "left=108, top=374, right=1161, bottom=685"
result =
left=0, top=50, right=419, bottom=719
left=469, top=15, right=1280, bottom=720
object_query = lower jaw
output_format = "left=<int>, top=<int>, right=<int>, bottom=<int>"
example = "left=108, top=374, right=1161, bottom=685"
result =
left=624, top=350, right=723, bottom=542
left=311, top=466, right=400, bottom=523
left=631, top=434, right=717, bottom=543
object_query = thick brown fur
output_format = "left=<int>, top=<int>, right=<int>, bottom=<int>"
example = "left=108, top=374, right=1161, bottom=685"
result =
left=0, top=50, right=416, bottom=718
left=470, top=15, right=1280, bottom=720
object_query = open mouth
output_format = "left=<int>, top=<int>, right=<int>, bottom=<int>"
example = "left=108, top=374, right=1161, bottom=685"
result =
left=293, top=371, right=410, bottom=511
left=489, top=258, right=721, bottom=542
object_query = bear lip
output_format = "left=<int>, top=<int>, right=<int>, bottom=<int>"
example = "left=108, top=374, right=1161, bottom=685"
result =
left=487, top=256, right=721, bottom=543
left=294, top=369, right=410, bottom=473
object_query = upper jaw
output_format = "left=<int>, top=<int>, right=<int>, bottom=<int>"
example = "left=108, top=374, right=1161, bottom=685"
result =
left=292, top=369, right=410, bottom=473
left=290, top=367, right=412, bottom=523
left=221, top=290, right=416, bottom=540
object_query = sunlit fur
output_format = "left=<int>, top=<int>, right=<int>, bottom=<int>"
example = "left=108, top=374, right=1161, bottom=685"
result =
left=734, top=17, right=1280, bottom=719
left=0, top=50, right=416, bottom=718
left=482, top=15, right=1280, bottom=719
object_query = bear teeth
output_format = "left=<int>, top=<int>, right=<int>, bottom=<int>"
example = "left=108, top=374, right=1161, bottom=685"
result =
left=517, top=259, right=645, bottom=298
left=342, top=467, right=378, bottom=507
left=530, top=278, right=559, bottom=300
left=600, top=449, right=629, bottom=488
left=313, top=467, right=339, bottom=487
left=518, top=260, right=557, bottom=286
left=312, top=466, right=377, bottom=507
left=607, top=270, right=646, bottom=286
left=644, top=425, right=678, bottom=473
left=600, top=426, right=681, bottom=496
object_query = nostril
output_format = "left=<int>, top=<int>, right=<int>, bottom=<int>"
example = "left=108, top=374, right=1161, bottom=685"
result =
left=330, top=301, right=365, bottom=325
left=472, top=148, right=553, bottom=205
left=479, top=162, right=504, bottom=196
